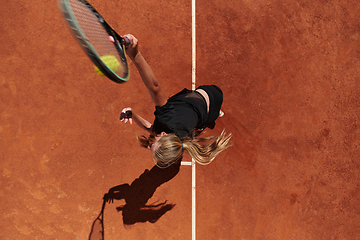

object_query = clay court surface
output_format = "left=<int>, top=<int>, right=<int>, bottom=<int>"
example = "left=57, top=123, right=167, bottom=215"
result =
left=2, top=0, right=360, bottom=239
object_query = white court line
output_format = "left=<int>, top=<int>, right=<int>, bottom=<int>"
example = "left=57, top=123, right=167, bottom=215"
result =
left=192, top=0, right=196, bottom=92
left=180, top=0, right=197, bottom=237
left=191, top=157, right=196, bottom=240
left=191, top=0, right=196, bottom=239
left=179, top=0, right=197, bottom=239
left=181, top=161, right=192, bottom=166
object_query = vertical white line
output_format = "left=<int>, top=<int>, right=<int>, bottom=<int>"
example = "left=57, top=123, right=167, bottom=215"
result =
left=191, top=0, right=196, bottom=239
left=191, top=0, right=196, bottom=92
left=192, top=158, right=196, bottom=240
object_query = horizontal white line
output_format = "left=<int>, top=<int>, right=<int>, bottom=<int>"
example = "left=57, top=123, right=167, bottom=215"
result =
left=181, top=161, right=192, bottom=166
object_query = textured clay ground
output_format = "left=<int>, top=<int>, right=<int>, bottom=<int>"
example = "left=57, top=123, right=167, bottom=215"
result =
left=1, top=0, right=360, bottom=239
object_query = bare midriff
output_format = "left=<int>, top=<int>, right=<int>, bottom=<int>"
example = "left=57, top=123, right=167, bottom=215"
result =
left=195, top=89, right=210, bottom=113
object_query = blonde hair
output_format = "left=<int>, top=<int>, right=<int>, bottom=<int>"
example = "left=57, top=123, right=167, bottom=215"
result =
left=138, top=130, right=232, bottom=168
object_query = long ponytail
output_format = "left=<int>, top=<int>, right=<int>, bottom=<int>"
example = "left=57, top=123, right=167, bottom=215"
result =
left=182, top=130, right=232, bottom=165
left=150, top=130, right=232, bottom=168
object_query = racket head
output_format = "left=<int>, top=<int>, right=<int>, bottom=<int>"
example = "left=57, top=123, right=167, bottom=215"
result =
left=58, top=0, right=129, bottom=83
left=88, top=199, right=106, bottom=240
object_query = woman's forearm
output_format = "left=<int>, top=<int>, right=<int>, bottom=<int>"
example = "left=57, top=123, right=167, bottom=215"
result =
left=130, top=52, right=167, bottom=107
left=131, top=52, right=159, bottom=91
left=132, top=111, right=152, bottom=133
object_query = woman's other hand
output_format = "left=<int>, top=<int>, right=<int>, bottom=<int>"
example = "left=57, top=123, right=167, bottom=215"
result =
left=120, top=107, right=133, bottom=124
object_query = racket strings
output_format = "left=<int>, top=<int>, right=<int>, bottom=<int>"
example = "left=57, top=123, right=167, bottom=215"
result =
left=69, top=0, right=127, bottom=76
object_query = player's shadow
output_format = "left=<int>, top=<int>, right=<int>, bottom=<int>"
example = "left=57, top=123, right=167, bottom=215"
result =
left=103, top=160, right=181, bottom=225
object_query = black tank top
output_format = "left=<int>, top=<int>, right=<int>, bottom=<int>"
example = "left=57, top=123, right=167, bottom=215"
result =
left=152, top=88, right=207, bottom=138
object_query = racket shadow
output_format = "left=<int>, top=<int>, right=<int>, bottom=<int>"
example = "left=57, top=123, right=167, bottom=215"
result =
left=89, top=200, right=106, bottom=240
left=103, top=160, right=181, bottom=225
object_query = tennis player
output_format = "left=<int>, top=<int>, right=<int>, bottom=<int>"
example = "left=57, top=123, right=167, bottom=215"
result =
left=120, top=34, right=232, bottom=168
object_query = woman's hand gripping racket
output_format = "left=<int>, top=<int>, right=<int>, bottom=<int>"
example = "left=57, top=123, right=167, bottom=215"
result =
left=58, top=0, right=130, bottom=83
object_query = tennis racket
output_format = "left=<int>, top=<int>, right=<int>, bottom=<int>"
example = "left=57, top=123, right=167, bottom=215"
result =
left=58, top=0, right=130, bottom=83
left=88, top=199, right=106, bottom=240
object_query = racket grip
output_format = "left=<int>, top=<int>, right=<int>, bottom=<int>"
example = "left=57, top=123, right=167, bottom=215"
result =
left=123, top=37, right=130, bottom=47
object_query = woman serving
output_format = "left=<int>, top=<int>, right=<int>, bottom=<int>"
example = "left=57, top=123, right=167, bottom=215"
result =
left=120, top=34, right=232, bottom=168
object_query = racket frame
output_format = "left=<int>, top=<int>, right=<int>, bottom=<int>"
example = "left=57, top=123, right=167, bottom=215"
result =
left=58, top=0, right=129, bottom=83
